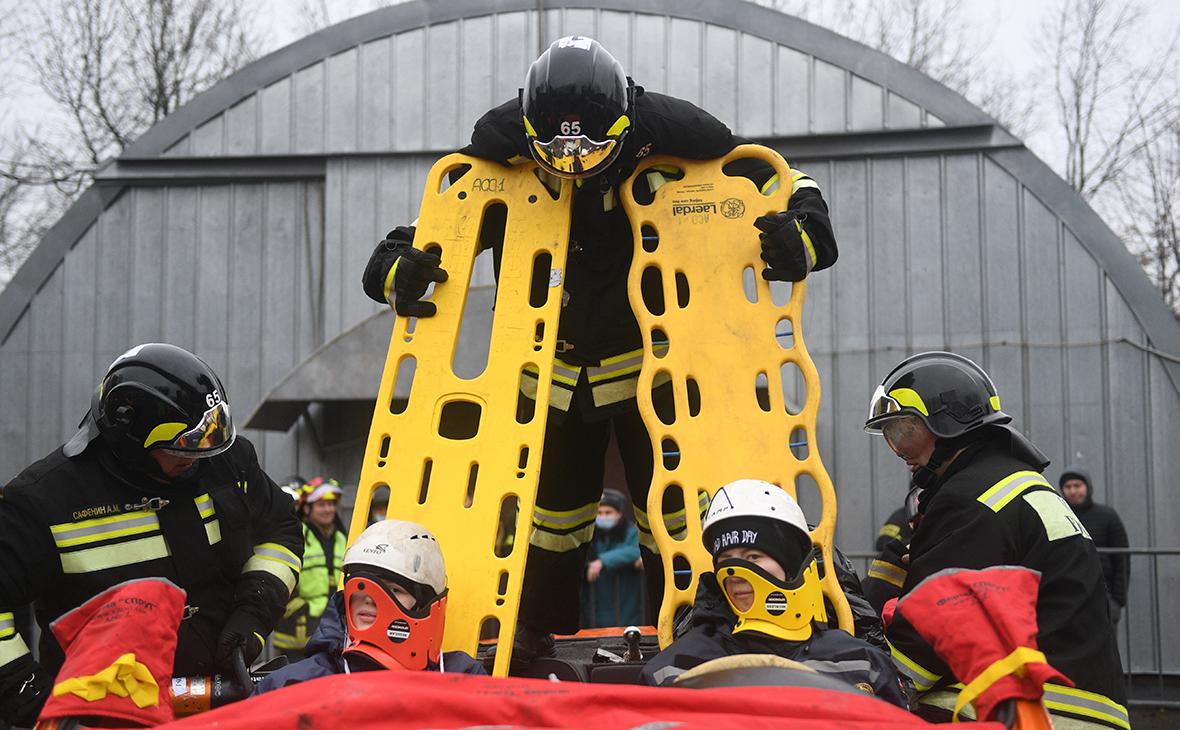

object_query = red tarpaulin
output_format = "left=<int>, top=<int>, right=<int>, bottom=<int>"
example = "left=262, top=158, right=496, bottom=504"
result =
left=163, top=670, right=1003, bottom=729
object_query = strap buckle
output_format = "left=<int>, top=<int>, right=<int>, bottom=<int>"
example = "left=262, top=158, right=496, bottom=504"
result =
left=182, top=605, right=200, bottom=621
left=555, top=339, right=575, bottom=353
left=125, top=496, right=171, bottom=512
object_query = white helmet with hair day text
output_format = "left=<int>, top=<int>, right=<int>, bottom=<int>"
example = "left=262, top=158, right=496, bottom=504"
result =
left=341, top=520, right=448, bottom=671
left=702, top=479, right=827, bottom=641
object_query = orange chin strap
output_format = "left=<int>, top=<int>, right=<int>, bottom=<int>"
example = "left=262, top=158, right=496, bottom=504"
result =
left=341, top=576, right=447, bottom=672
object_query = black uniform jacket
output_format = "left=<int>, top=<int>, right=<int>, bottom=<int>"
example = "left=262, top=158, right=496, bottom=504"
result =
left=641, top=574, right=908, bottom=708
left=883, top=435, right=1127, bottom=728
left=0, top=436, right=303, bottom=685
left=459, top=90, right=838, bottom=418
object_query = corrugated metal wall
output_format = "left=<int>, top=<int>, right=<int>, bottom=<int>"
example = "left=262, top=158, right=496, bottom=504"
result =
left=1, top=3, right=1176, bottom=671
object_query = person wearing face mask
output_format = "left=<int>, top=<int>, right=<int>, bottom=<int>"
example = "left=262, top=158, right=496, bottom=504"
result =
left=0, top=343, right=303, bottom=728
left=639, top=480, right=907, bottom=707
left=581, top=489, right=643, bottom=628
left=862, top=351, right=1126, bottom=728
left=253, top=519, right=484, bottom=693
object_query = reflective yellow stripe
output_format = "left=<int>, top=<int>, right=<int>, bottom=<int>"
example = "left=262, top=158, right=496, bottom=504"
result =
left=50, top=511, right=162, bottom=548
left=253, top=542, right=301, bottom=570
left=977, top=471, right=1051, bottom=512
left=529, top=522, right=595, bottom=552
left=243, top=556, right=298, bottom=594
left=1043, top=683, right=1130, bottom=730
left=60, top=535, right=171, bottom=574
left=383, top=257, right=399, bottom=306
left=887, top=387, right=928, bottom=416
left=868, top=559, right=907, bottom=588
left=205, top=519, right=222, bottom=545
left=143, top=422, right=187, bottom=448
left=606, top=114, right=631, bottom=137
left=522, top=116, right=537, bottom=138
left=953, top=647, right=1047, bottom=721
left=532, top=502, right=598, bottom=530
left=877, top=523, right=902, bottom=541
left=0, top=612, right=14, bottom=639
left=797, top=222, right=817, bottom=270
left=887, top=639, right=940, bottom=691
left=194, top=493, right=215, bottom=520
left=760, top=173, right=780, bottom=195
left=0, top=634, right=31, bottom=666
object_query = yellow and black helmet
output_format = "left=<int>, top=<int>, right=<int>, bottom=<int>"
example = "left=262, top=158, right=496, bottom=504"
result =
left=865, top=351, right=1009, bottom=439
left=521, top=36, right=634, bottom=179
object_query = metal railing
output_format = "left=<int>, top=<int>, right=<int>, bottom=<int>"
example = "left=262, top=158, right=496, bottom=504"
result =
left=844, top=546, right=1180, bottom=708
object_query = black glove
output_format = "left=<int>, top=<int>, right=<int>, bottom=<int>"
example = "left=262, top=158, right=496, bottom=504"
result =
left=754, top=211, right=815, bottom=282
left=215, top=609, right=268, bottom=670
left=360, top=226, right=448, bottom=317
left=0, top=660, right=52, bottom=729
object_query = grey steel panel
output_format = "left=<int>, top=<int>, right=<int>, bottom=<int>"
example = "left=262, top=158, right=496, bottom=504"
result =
left=341, top=160, right=381, bottom=332
left=95, top=157, right=325, bottom=185
left=28, top=265, right=65, bottom=455
left=703, top=24, right=737, bottom=128
left=1022, top=190, right=1066, bottom=468
left=60, top=226, right=99, bottom=447
left=294, top=61, right=326, bottom=153
left=774, top=45, right=808, bottom=136
left=322, top=160, right=346, bottom=340
left=832, top=159, right=868, bottom=348
left=1061, top=239, right=1106, bottom=492
left=942, top=154, right=983, bottom=353
left=191, top=114, right=224, bottom=156
left=812, top=59, right=845, bottom=134
left=460, top=16, right=494, bottom=141
left=833, top=352, right=872, bottom=549
left=427, top=22, right=461, bottom=150
left=849, top=75, right=883, bottom=132
left=326, top=47, right=361, bottom=153
left=888, top=92, right=921, bottom=129
left=394, top=28, right=426, bottom=151
left=666, top=18, right=701, bottom=105
left=261, top=182, right=303, bottom=475
left=907, top=156, right=945, bottom=350
left=0, top=312, right=31, bottom=480
left=195, top=187, right=231, bottom=375
left=94, top=194, right=133, bottom=372
left=164, top=137, right=190, bottom=156
left=980, top=156, right=1024, bottom=430
left=359, top=38, right=393, bottom=152
left=599, top=11, right=637, bottom=81
left=633, top=14, right=667, bottom=94
left=260, top=78, right=293, bottom=155
left=226, top=185, right=266, bottom=465
left=869, top=158, right=907, bottom=349
left=296, top=182, right=327, bottom=357
left=129, top=188, right=165, bottom=343
left=494, top=11, right=536, bottom=103
left=226, top=96, right=258, bottom=156
left=739, top=33, right=773, bottom=138
left=163, top=188, right=200, bottom=349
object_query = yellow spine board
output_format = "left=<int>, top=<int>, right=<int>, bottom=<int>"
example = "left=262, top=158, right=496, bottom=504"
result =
left=351, top=154, right=572, bottom=676
left=620, top=145, right=853, bottom=647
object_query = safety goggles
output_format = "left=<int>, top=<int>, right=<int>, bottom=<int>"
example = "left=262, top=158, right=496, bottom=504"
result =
left=157, top=400, right=235, bottom=458
left=864, top=384, right=903, bottom=433
left=530, top=135, right=620, bottom=178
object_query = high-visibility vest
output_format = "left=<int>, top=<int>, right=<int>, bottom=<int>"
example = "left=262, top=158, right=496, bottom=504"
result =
left=273, top=526, right=346, bottom=651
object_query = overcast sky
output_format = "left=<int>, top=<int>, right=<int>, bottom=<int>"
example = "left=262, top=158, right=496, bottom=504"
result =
left=2, top=0, right=1179, bottom=174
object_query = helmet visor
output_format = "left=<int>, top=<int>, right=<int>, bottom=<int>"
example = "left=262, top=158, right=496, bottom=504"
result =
left=864, top=384, right=904, bottom=433
left=157, top=401, right=235, bottom=458
left=531, top=135, right=620, bottom=179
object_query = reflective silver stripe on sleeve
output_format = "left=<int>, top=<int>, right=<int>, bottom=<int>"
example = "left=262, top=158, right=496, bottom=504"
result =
left=1043, top=685, right=1130, bottom=729
left=251, top=544, right=301, bottom=571
left=0, top=613, right=14, bottom=638
left=532, top=502, right=599, bottom=529
left=50, top=513, right=161, bottom=547
left=801, top=659, right=872, bottom=674
left=978, top=472, right=1049, bottom=512
left=652, top=665, right=686, bottom=685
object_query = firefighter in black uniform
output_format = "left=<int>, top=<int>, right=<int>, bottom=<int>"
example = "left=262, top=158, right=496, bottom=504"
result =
left=361, top=36, right=838, bottom=661
left=862, top=351, right=1127, bottom=728
left=0, top=343, right=303, bottom=727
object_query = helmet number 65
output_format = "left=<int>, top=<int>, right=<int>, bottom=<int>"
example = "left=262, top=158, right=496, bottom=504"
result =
left=206, top=390, right=222, bottom=408
left=560, top=121, right=581, bottom=135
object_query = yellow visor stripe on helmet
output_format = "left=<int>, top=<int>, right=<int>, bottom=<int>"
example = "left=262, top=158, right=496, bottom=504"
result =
left=522, top=115, right=538, bottom=138
left=143, top=422, right=188, bottom=449
left=605, top=114, right=631, bottom=137
left=888, top=387, right=929, bottom=416
left=989, top=395, right=1002, bottom=411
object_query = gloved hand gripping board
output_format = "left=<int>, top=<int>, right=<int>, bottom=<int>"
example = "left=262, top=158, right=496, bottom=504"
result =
left=620, top=145, right=853, bottom=647
left=351, top=154, right=572, bottom=676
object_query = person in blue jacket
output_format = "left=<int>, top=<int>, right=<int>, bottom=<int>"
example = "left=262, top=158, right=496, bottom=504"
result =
left=582, top=489, right=644, bottom=628
left=254, top=520, right=483, bottom=692
left=641, top=480, right=908, bottom=708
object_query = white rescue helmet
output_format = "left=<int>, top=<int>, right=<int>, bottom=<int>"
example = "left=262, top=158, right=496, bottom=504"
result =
left=343, top=519, right=447, bottom=595
left=702, top=479, right=810, bottom=545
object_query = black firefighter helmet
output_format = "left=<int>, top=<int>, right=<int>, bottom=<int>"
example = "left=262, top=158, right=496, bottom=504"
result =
left=864, top=351, right=1010, bottom=439
left=65, top=343, right=235, bottom=465
left=521, top=35, right=635, bottom=179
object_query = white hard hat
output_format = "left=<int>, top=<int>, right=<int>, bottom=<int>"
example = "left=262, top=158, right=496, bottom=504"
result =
left=702, top=479, right=810, bottom=545
left=343, top=519, right=447, bottom=594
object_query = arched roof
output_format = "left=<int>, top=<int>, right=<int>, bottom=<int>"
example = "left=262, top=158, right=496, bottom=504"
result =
left=2, top=0, right=1176, bottom=381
